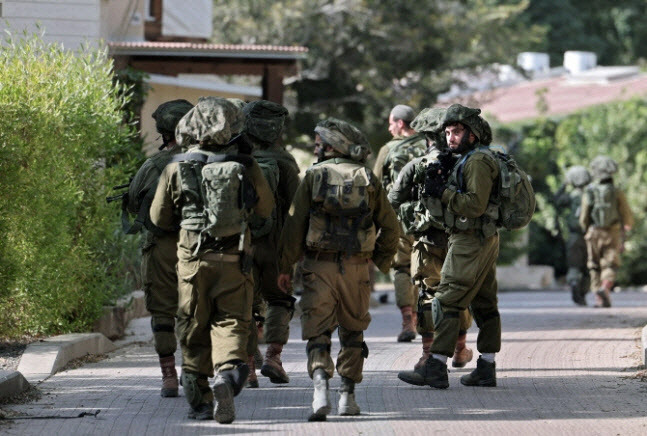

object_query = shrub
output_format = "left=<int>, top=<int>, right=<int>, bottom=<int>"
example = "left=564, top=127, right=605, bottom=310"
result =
left=0, top=32, right=143, bottom=338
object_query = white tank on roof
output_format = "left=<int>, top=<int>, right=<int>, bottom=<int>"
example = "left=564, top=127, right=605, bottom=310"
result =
left=517, top=52, right=550, bottom=73
left=563, top=51, right=597, bottom=74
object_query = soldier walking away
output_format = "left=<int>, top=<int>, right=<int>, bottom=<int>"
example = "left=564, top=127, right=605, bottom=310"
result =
left=126, top=99, right=193, bottom=397
left=373, top=105, right=428, bottom=342
left=150, top=97, right=274, bottom=423
left=386, top=108, right=474, bottom=387
left=241, top=100, right=301, bottom=387
left=277, top=118, right=399, bottom=421
left=580, top=156, right=634, bottom=308
left=553, top=165, right=592, bottom=306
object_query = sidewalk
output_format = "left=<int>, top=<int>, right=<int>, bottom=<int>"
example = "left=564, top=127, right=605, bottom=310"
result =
left=2, top=289, right=647, bottom=435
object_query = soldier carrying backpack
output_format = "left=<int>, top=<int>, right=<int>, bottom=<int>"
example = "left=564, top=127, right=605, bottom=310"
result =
left=150, top=97, right=274, bottom=423
left=580, top=155, right=634, bottom=308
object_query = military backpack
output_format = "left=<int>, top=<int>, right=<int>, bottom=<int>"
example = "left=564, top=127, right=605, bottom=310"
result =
left=585, top=182, right=619, bottom=228
left=249, top=151, right=280, bottom=239
left=383, top=134, right=427, bottom=190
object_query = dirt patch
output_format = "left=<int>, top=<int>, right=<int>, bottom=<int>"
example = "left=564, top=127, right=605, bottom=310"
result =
left=0, top=340, right=31, bottom=372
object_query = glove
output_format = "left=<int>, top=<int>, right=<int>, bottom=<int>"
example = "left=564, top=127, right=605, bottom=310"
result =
left=427, top=180, right=447, bottom=199
left=422, top=162, right=447, bottom=199
left=437, top=151, right=457, bottom=175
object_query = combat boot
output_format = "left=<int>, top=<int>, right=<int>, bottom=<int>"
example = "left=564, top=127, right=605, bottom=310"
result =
left=338, top=376, right=360, bottom=416
left=570, top=283, right=587, bottom=306
left=261, top=343, right=289, bottom=384
left=398, top=356, right=449, bottom=389
left=308, top=368, right=331, bottom=421
left=213, top=363, right=248, bottom=424
left=460, top=357, right=496, bottom=387
left=452, top=333, right=473, bottom=368
left=187, top=402, right=213, bottom=420
left=182, top=372, right=213, bottom=420
left=397, top=306, right=416, bottom=342
left=246, top=354, right=259, bottom=388
left=414, top=335, right=433, bottom=370
left=159, top=355, right=179, bottom=397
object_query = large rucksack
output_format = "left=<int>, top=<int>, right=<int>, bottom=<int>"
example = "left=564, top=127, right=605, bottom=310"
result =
left=383, top=135, right=427, bottom=189
left=586, top=182, right=619, bottom=227
left=249, top=153, right=280, bottom=238
left=306, top=159, right=377, bottom=254
left=174, top=152, right=257, bottom=239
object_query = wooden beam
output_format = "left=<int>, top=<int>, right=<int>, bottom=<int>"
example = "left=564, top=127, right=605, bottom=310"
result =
left=262, top=65, right=284, bottom=103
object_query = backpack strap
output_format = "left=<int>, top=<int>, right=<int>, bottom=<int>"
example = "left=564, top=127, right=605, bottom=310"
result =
left=171, top=152, right=254, bottom=167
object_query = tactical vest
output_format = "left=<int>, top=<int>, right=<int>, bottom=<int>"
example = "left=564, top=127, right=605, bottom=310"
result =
left=382, top=134, right=427, bottom=191
left=567, top=188, right=584, bottom=232
left=586, top=182, right=619, bottom=228
left=173, top=150, right=257, bottom=243
left=305, top=158, right=377, bottom=254
left=249, top=150, right=280, bottom=239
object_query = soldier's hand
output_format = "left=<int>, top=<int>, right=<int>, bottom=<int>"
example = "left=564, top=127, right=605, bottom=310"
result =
left=277, top=273, right=293, bottom=293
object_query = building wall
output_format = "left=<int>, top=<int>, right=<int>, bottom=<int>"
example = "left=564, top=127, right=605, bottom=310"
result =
left=100, top=0, right=144, bottom=42
left=0, top=0, right=100, bottom=50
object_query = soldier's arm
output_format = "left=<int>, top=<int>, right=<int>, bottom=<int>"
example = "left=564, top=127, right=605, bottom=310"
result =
left=371, top=179, right=400, bottom=273
left=372, top=144, right=389, bottom=180
left=616, top=189, right=634, bottom=231
left=441, top=156, right=497, bottom=218
left=387, top=159, right=418, bottom=210
left=127, top=158, right=158, bottom=215
left=150, top=164, right=181, bottom=231
left=579, top=191, right=591, bottom=231
left=249, top=159, right=275, bottom=219
left=277, top=172, right=313, bottom=274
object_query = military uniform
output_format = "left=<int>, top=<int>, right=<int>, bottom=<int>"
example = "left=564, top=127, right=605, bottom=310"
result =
left=580, top=156, right=633, bottom=307
left=150, top=97, right=274, bottom=423
left=278, top=118, right=399, bottom=420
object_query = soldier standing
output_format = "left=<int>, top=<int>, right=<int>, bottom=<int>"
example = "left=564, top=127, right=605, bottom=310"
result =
left=373, top=105, right=428, bottom=342
left=126, top=99, right=193, bottom=397
left=553, top=165, right=592, bottom=306
left=277, top=118, right=399, bottom=421
left=580, top=156, right=634, bottom=308
left=150, top=97, right=274, bottom=423
left=241, top=100, right=301, bottom=387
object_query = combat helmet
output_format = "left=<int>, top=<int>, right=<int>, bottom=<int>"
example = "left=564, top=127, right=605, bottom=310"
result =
left=243, top=100, right=289, bottom=146
left=565, top=165, right=591, bottom=188
left=152, top=99, right=193, bottom=136
left=411, top=107, right=447, bottom=149
left=442, top=104, right=488, bottom=142
left=314, top=117, right=371, bottom=162
left=589, top=155, right=618, bottom=181
left=175, top=96, right=244, bottom=149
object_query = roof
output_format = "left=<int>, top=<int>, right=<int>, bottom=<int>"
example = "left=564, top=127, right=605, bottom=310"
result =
left=472, top=69, right=647, bottom=123
left=108, top=41, right=308, bottom=61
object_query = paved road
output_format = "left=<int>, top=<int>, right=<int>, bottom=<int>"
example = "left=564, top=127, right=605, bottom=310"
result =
left=2, top=289, right=647, bottom=435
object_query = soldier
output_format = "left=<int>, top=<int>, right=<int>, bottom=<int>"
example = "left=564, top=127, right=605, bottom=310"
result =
left=126, top=99, right=193, bottom=398
left=241, top=100, right=301, bottom=387
left=373, top=105, right=428, bottom=342
left=580, top=156, right=634, bottom=308
left=277, top=118, right=399, bottom=421
left=150, top=97, right=274, bottom=423
left=553, top=166, right=592, bottom=306
left=386, top=108, right=474, bottom=386
left=407, top=104, right=502, bottom=389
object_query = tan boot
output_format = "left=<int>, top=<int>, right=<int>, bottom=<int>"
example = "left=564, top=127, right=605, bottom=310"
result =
left=452, top=332, right=473, bottom=368
left=246, top=354, right=259, bottom=388
left=260, top=343, right=289, bottom=384
left=397, top=306, right=416, bottom=342
left=159, top=355, right=179, bottom=397
left=414, top=335, right=434, bottom=370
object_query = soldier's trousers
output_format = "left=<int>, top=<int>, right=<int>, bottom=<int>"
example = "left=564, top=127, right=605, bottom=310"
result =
left=430, top=232, right=500, bottom=357
left=411, top=240, right=472, bottom=335
left=393, top=229, right=417, bottom=309
left=585, top=225, right=622, bottom=290
left=141, top=232, right=178, bottom=357
left=176, top=252, right=253, bottom=377
left=565, top=231, right=590, bottom=296
left=299, top=254, right=372, bottom=383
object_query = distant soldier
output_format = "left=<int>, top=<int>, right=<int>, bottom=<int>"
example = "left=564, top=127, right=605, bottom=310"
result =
left=580, top=156, right=634, bottom=308
left=553, top=165, right=592, bottom=306
left=242, top=100, right=301, bottom=387
left=126, top=99, right=193, bottom=398
left=150, top=97, right=274, bottom=422
left=373, top=105, right=427, bottom=342
left=387, top=108, right=474, bottom=387
left=277, top=118, right=399, bottom=421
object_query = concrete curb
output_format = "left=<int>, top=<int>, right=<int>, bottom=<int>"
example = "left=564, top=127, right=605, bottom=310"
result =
left=642, top=324, right=647, bottom=367
left=0, top=370, right=29, bottom=399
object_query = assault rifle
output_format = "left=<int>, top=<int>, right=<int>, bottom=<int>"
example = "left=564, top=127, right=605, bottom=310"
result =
left=106, top=181, right=131, bottom=204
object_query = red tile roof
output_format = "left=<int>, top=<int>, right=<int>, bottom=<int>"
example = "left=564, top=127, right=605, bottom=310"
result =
left=108, top=41, right=308, bottom=54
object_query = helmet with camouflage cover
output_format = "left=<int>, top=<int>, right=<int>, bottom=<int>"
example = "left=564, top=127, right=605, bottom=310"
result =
left=442, top=104, right=487, bottom=141
left=589, top=155, right=618, bottom=180
left=411, top=107, right=447, bottom=149
left=243, top=100, right=288, bottom=146
left=565, top=165, right=591, bottom=188
left=151, top=99, right=193, bottom=136
left=175, top=96, right=244, bottom=149
left=314, top=117, right=370, bottom=162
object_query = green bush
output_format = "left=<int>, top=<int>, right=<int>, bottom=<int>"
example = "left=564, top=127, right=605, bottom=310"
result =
left=0, top=33, right=143, bottom=338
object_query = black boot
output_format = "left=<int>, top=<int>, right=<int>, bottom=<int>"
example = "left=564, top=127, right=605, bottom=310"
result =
left=571, top=284, right=586, bottom=306
left=460, top=357, right=496, bottom=387
left=398, top=356, right=449, bottom=389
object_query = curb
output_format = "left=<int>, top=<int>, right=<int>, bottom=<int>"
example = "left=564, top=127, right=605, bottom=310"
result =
left=0, top=370, right=29, bottom=400
left=642, top=324, right=647, bottom=367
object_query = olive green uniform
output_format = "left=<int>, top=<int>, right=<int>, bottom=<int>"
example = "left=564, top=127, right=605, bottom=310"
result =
left=431, top=151, right=500, bottom=357
left=579, top=184, right=633, bottom=290
left=127, top=147, right=181, bottom=358
left=373, top=134, right=427, bottom=309
left=150, top=145, right=274, bottom=384
left=278, top=158, right=399, bottom=382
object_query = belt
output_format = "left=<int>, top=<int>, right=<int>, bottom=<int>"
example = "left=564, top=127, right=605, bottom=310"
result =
left=304, top=250, right=368, bottom=265
left=202, top=252, right=240, bottom=263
